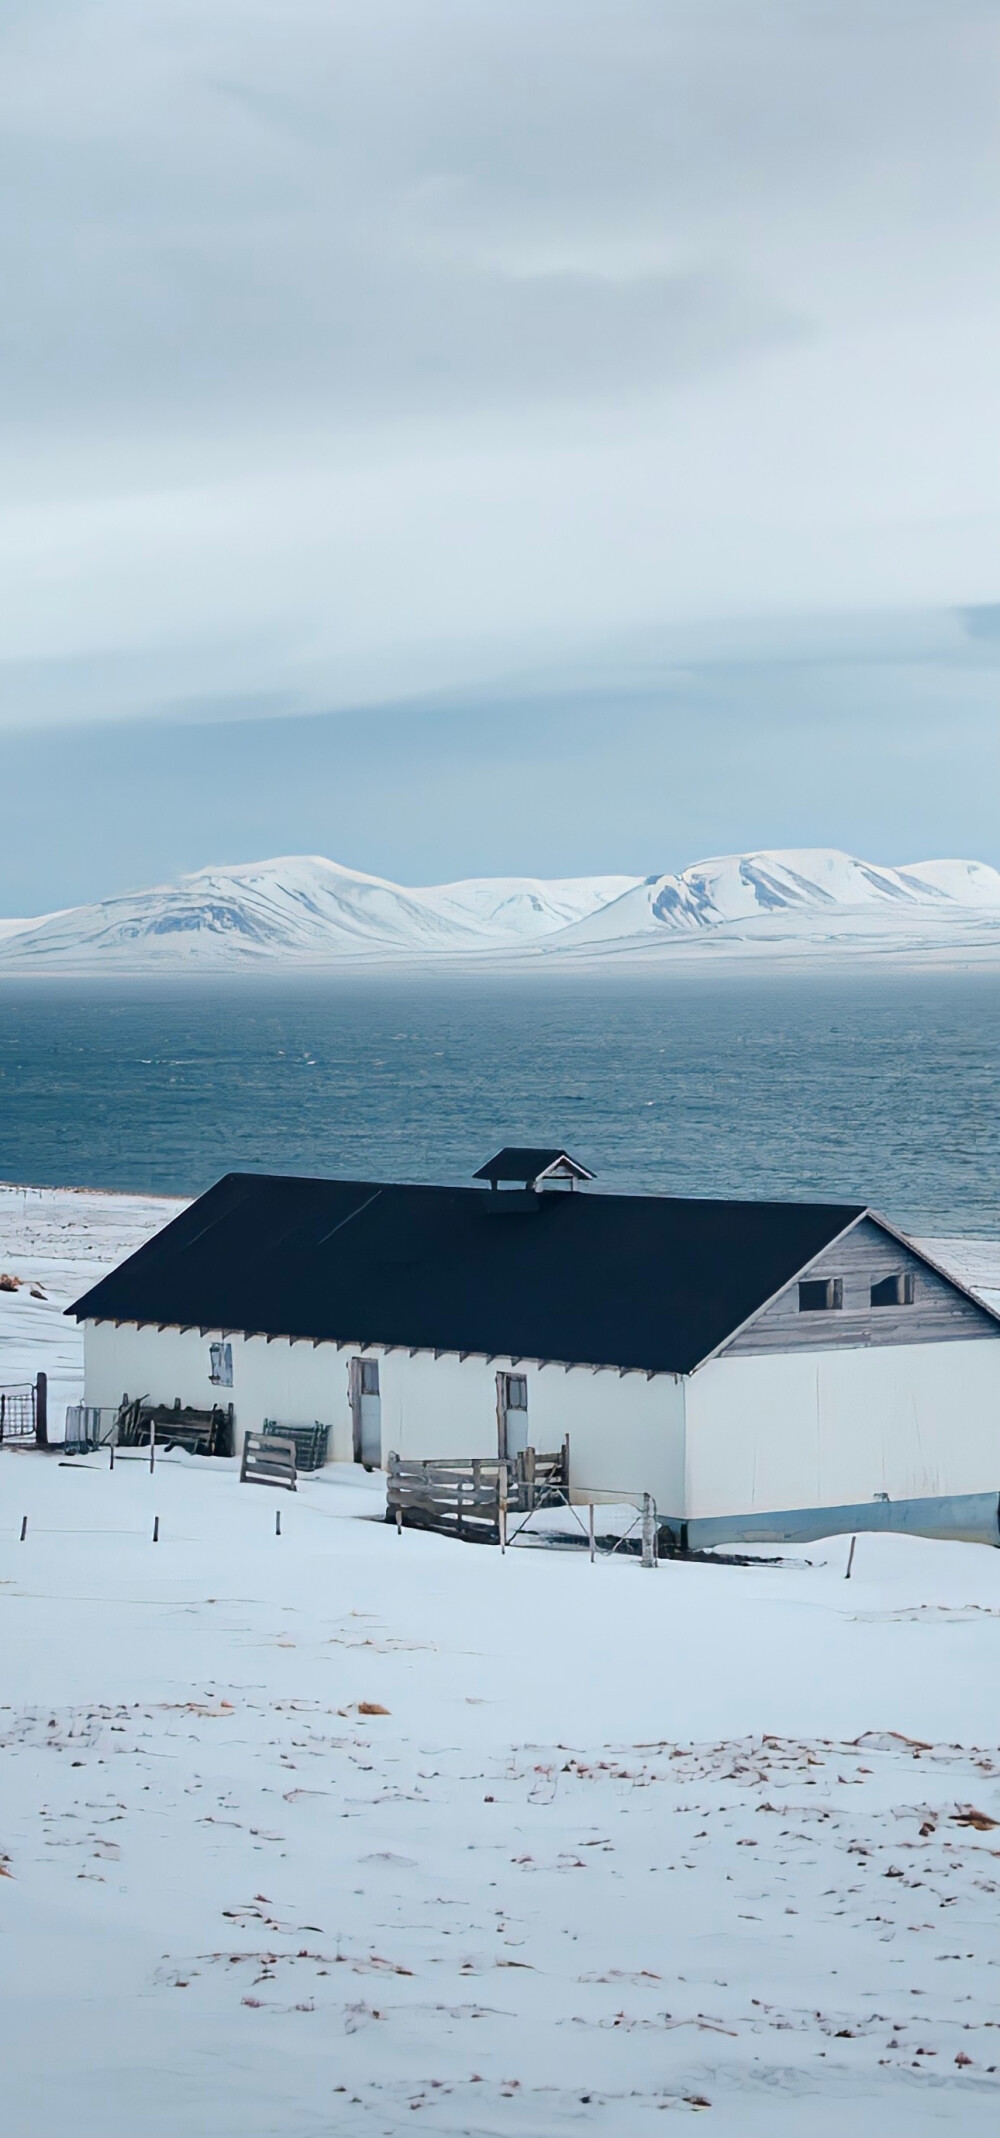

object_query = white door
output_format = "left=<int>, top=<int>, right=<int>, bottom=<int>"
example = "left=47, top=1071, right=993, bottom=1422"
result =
left=351, top=1358, right=382, bottom=1467
left=501, top=1372, right=529, bottom=1459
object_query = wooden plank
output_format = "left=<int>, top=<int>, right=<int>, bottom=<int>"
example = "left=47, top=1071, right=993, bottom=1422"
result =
left=389, top=1491, right=498, bottom=1504
left=391, top=1505, right=500, bottom=1522
left=388, top=1489, right=498, bottom=1507
left=388, top=1479, right=500, bottom=1496
left=389, top=1450, right=564, bottom=1470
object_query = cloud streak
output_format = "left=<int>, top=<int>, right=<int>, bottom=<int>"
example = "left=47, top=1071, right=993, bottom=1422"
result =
left=3, top=605, right=999, bottom=915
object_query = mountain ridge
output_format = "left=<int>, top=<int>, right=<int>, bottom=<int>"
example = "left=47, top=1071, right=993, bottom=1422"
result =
left=2, top=848, right=1000, bottom=971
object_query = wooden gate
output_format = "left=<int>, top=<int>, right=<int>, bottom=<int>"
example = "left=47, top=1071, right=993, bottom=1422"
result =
left=386, top=1443, right=568, bottom=1543
left=240, top=1431, right=297, bottom=1491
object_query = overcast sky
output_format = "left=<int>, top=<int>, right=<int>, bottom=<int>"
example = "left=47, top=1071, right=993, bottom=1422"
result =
left=2, top=0, right=999, bottom=905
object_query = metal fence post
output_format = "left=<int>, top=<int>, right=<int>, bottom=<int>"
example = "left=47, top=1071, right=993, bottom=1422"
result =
left=34, top=1371, right=48, bottom=1447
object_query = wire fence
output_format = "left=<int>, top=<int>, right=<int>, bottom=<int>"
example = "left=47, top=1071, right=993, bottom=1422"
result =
left=505, top=1491, right=659, bottom=1566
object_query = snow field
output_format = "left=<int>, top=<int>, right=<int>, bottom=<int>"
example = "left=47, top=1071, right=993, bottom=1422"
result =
left=4, top=1184, right=1000, bottom=2132
left=2, top=1454, right=1000, bottom=2135
left=0, top=1182, right=186, bottom=1423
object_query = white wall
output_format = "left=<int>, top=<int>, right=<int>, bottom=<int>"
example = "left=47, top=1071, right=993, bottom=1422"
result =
left=85, top=1320, right=1000, bottom=1517
left=84, top=1321, right=686, bottom=1506
left=380, top=1351, right=684, bottom=1507
left=84, top=1322, right=356, bottom=1461
left=378, top=1350, right=498, bottom=1462
left=685, top=1340, right=1000, bottom=1517
left=525, top=1364, right=685, bottom=1512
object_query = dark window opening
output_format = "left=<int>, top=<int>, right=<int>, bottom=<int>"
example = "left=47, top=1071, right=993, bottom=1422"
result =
left=504, top=1373, right=528, bottom=1409
left=798, top=1277, right=843, bottom=1312
left=359, top=1359, right=380, bottom=1396
left=871, top=1271, right=915, bottom=1308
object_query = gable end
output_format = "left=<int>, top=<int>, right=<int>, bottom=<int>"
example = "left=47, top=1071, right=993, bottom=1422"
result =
left=717, top=1215, right=1000, bottom=1359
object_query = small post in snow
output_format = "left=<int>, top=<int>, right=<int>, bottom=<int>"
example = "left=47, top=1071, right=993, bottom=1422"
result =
left=845, top=1535, right=857, bottom=1581
left=149, top=1416, right=156, bottom=1474
left=641, top=1494, right=657, bottom=1570
left=275, top=1508, right=281, bottom=1537
left=498, top=1462, right=508, bottom=1554
left=588, top=1503, right=595, bottom=1564
left=152, top=1515, right=159, bottom=1543
left=34, top=1371, right=48, bottom=1448
left=19, top=1515, right=27, bottom=1542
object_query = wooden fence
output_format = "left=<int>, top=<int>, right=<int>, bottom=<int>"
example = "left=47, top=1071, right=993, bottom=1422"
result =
left=386, top=1443, right=568, bottom=1544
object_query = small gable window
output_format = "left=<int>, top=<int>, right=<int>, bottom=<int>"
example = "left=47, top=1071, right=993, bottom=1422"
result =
left=798, top=1278, right=843, bottom=1312
left=209, top=1340, right=233, bottom=1386
left=871, top=1271, right=915, bottom=1308
left=503, top=1373, right=528, bottom=1410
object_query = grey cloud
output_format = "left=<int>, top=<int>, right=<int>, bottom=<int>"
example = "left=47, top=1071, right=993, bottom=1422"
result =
left=1, top=0, right=999, bottom=777
left=961, top=603, right=1000, bottom=641
left=2, top=604, right=1000, bottom=917
left=2, top=0, right=994, bottom=438
left=0, top=228, right=797, bottom=428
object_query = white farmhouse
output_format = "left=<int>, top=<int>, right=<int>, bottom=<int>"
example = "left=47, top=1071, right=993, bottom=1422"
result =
left=70, top=1147, right=1000, bottom=1544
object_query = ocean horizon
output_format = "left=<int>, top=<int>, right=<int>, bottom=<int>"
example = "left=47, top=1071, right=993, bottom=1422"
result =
left=1, top=964, right=998, bottom=1234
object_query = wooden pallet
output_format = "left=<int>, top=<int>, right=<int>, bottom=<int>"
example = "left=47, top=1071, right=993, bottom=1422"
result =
left=117, top=1397, right=234, bottom=1458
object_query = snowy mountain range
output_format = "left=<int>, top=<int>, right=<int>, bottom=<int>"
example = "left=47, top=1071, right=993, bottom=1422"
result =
left=3, top=849, right=1000, bottom=971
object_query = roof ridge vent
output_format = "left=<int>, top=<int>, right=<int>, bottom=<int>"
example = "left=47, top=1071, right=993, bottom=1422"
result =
left=473, top=1146, right=595, bottom=1193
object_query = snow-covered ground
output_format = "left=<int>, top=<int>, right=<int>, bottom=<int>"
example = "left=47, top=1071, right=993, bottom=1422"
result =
left=4, top=1187, right=1000, bottom=2134
left=0, top=1182, right=186, bottom=1425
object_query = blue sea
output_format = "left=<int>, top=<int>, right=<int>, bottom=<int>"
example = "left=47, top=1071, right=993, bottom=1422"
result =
left=0, top=967, right=999, bottom=1233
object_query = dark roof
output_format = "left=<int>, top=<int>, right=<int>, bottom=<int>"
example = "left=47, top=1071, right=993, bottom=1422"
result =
left=473, top=1146, right=595, bottom=1185
left=70, top=1171, right=868, bottom=1374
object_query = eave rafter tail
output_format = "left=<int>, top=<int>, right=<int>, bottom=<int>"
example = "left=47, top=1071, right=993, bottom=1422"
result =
left=85, top=1315, right=671, bottom=1379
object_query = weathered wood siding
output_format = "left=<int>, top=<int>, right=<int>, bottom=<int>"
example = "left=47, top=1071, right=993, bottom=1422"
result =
left=721, top=1216, right=999, bottom=1357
